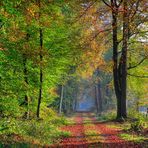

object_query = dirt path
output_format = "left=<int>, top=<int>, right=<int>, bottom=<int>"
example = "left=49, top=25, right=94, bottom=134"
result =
left=51, top=113, right=145, bottom=148
left=59, top=114, right=88, bottom=147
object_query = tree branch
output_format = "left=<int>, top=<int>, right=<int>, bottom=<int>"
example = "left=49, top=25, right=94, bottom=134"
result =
left=130, top=0, right=140, bottom=21
left=77, top=0, right=97, bottom=20
left=128, top=57, right=147, bottom=70
left=102, top=0, right=112, bottom=8
left=114, top=0, right=123, bottom=8
left=128, top=73, right=148, bottom=78
left=90, top=28, right=111, bottom=42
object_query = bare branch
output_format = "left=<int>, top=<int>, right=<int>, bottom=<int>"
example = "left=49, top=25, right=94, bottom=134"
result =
left=102, top=0, right=112, bottom=8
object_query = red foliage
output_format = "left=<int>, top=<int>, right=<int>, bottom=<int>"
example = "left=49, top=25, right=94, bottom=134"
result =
left=50, top=113, right=145, bottom=148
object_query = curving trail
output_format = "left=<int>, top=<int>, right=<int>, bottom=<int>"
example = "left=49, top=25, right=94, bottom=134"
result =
left=51, top=113, right=145, bottom=148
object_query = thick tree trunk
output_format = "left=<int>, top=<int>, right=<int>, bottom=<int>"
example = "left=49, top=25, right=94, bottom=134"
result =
left=103, top=0, right=128, bottom=119
left=113, top=0, right=128, bottom=119
left=120, top=0, right=128, bottom=118
left=59, top=85, right=64, bottom=114
left=111, top=5, right=122, bottom=119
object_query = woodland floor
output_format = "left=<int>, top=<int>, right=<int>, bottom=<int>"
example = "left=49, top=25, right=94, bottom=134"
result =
left=50, top=112, right=148, bottom=148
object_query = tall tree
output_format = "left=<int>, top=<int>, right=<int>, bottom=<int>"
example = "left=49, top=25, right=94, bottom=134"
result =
left=101, top=0, right=147, bottom=119
left=36, top=0, right=43, bottom=118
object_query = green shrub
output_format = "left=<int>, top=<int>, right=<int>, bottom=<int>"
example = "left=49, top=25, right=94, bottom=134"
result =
left=130, top=118, right=145, bottom=132
left=97, top=111, right=116, bottom=121
left=128, top=109, right=148, bottom=122
left=0, top=116, right=70, bottom=145
left=119, top=133, right=145, bottom=142
left=0, top=118, right=25, bottom=135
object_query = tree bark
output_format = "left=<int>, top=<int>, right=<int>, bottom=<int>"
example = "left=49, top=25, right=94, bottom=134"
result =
left=119, top=0, right=128, bottom=118
left=111, top=0, right=128, bottom=119
left=95, top=85, right=99, bottom=113
left=111, top=2, right=123, bottom=118
left=36, top=0, right=43, bottom=118
left=59, top=85, right=64, bottom=114
left=98, top=82, right=102, bottom=112
left=37, top=28, right=43, bottom=118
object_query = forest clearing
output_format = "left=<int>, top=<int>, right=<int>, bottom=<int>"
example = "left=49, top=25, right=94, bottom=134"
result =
left=0, top=0, right=148, bottom=147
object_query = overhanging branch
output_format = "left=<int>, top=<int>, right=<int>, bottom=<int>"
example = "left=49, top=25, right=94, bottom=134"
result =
left=76, top=0, right=97, bottom=21
left=128, top=57, right=147, bottom=70
left=102, top=0, right=112, bottom=8
left=128, top=73, right=148, bottom=78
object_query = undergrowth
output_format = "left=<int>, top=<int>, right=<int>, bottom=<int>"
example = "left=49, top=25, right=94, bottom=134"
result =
left=96, top=111, right=116, bottom=121
left=0, top=110, right=70, bottom=146
left=119, top=133, right=146, bottom=143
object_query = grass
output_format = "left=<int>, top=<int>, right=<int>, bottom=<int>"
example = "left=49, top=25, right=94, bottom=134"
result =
left=84, top=123, right=103, bottom=143
left=65, top=117, right=76, bottom=125
left=106, top=121, right=131, bottom=130
left=0, top=115, right=71, bottom=146
left=119, top=133, right=147, bottom=143
left=96, top=111, right=116, bottom=121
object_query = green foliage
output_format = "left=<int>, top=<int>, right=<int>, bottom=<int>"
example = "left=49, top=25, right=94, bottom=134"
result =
left=119, top=133, right=145, bottom=142
left=0, top=0, right=147, bottom=146
left=0, top=118, right=25, bottom=135
left=128, top=109, right=148, bottom=122
left=23, top=120, right=68, bottom=144
left=0, top=114, right=70, bottom=145
left=127, top=110, right=147, bottom=132
left=130, top=119, right=145, bottom=132
left=0, top=0, right=81, bottom=118
left=97, top=111, right=116, bottom=121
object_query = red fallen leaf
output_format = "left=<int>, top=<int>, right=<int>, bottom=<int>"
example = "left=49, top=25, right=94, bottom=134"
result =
left=52, top=113, right=146, bottom=148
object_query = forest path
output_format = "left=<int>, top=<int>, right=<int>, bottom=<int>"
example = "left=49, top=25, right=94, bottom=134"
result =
left=51, top=113, right=144, bottom=148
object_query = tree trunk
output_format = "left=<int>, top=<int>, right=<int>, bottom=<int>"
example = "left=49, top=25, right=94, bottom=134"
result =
left=113, top=0, right=128, bottom=119
left=37, top=28, right=43, bottom=118
left=119, top=0, right=128, bottom=118
left=98, top=82, right=102, bottom=112
left=59, top=85, right=64, bottom=114
left=111, top=4, right=122, bottom=119
left=95, top=85, right=99, bottom=113
left=103, top=0, right=128, bottom=119
left=74, top=94, right=77, bottom=111
left=36, top=0, right=43, bottom=118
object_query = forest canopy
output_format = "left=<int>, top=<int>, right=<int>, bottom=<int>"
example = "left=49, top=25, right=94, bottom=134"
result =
left=0, top=0, right=148, bottom=147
